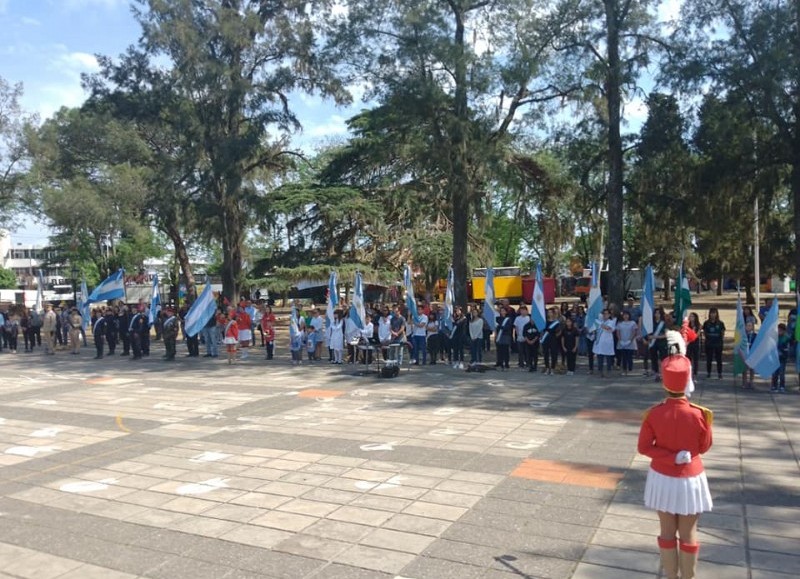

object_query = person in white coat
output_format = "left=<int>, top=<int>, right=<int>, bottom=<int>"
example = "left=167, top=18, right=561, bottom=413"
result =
left=592, top=309, right=617, bottom=378
left=328, top=310, right=345, bottom=364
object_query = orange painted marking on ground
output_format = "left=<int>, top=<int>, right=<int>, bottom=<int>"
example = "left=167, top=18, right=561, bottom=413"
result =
left=575, top=409, right=643, bottom=422
left=297, top=389, right=344, bottom=399
left=85, top=377, right=113, bottom=384
left=511, top=458, right=624, bottom=490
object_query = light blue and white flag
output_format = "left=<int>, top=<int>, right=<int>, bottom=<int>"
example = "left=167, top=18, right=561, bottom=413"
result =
left=531, top=263, right=547, bottom=331
left=404, top=264, right=420, bottom=322
left=34, top=269, right=45, bottom=313
left=444, top=266, right=454, bottom=333
left=746, top=297, right=780, bottom=379
left=183, top=278, right=217, bottom=338
left=86, top=269, right=126, bottom=304
left=349, top=271, right=365, bottom=329
left=586, top=261, right=603, bottom=332
left=290, top=302, right=300, bottom=340
left=148, top=274, right=161, bottom=327
left=482, top=267, right=496, bottom=332
left=80, top=278, right=90, bottom=330
left=326, top=271, right=338, bottom=328
left=642, top=265, right=655, bottom=336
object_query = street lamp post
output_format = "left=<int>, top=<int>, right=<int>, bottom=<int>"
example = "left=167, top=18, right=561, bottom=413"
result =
left=71, top=266, right=79, bottom=306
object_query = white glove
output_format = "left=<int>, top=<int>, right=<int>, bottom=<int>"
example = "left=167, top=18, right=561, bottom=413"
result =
left=675, top=450, right=691, bottom=465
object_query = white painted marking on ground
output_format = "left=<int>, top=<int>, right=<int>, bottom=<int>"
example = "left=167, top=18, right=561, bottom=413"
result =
left=30, top=427, right=61, bottom=438
left=18, top=375, right=38, bottom=382
left=5, top=446, right=58, bottom=457
left=528, top=401, right=551, bottom=408
left=201, top=413, right=225, bottom=420
left=355, top=475, right=405, bottom=491
left=109, top=397, right=136, bottom=404
left=487, top=380, right=506, bottom=387
left=153, top=402, right=177, bottom=410
left=359, top=442, right=397, bottom=452
left=32, top=400, right=57, bottom=405
left=351, top=389, right=370, bottom=397
left=189, top=452, right=232, bottom=463
left=176, top=478, right=229, bottom=495
left=505, top=439, right=546, bottom=450
left=429, top=428, right=465, bottom=436
left=60, top=478, right=118, bottom=493
left=433, top=407, right=461, bottom=416
left=283, top=413, right=311, bottom=421
left=0, top=418, right=5, bottom=425
left=534, top=417, right=566, bottom=426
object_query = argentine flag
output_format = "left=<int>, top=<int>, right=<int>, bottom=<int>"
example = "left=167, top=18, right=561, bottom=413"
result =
left=641, top=265, right=655, bottom=336
left=531, top=263, right=547, bottom=331
left=586, top=262, right=602, bottom=332
left=326, top=271, right=338, bottom=328
left=80, top=278, right=90, bottom=330
left=148, top=274, right=161, bottom=327
left=444, top=266, right=454, bottom=332
left=482, top=267, right=496, bottom=332
left=290, top=302, right=300, bottom=340
left=183, top=279, right=217, bottom=338
left=404, top=264, right=420, bottom=322
left=349, top=271, right=365, bottom=329
left=86, top=269, right=126, bottom=304
left=746, top=297, right=780, bottom=379
left=34, top=269, right=45, bottom=313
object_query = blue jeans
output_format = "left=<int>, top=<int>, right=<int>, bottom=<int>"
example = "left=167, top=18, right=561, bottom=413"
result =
left=202, top=326, right=218, bottom=357
left=413, top=335, right=427, bottom=364
left=772, top=359, right=787, bottom=389
left=619, top=349, right=633, bottom=371
left=470, top=339, right=482, bottom=363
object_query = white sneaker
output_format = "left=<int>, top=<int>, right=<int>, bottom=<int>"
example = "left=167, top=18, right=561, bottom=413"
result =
left=410, top=359, right=417, bottom=365
left=453, top=363, right=458, bottom=369
left=567, top=371, right=574, bottom=375
left=457, top=362, right=463, bottom=369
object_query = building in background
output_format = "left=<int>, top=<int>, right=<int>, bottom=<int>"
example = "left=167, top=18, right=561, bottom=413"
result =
left=0, top=230, right=66, bottom=289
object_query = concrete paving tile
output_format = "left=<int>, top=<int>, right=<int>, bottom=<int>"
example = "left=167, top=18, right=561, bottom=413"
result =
left=250, top=509, right=317, bottom=532
left=146, top=556, right=238, bottom=579
left=302, top=487, right=361, bottom=505
left=169, top=516, right=241, bottom=538
left=570, top=562, right=652, bottom=578
left=307, top=562, right=392, bottom=578
left=274, top=533, right=351, bottom=560
left=158, top=496, right=218, bottom=515
left=237, top=548, right=327, bottom=578
left=0, top=551, right=84, bottom=579
left=383, top=514, right=452, bottom=537
left=749, top=549, right=800, bottom=574
left=123, top=508, right=191, bottom=528
left=360, top=528, right=437, bottom=554
left=349, top=494, right=413, bottom=513
left=304, top=519, right=373, bottom=542
left=219, top=524, right=293, bottom=548
left=56, top=564, right=139, bottom=579
left=333, top=544, right=416, bottom=574
left=328, top=505, right=394, bottom=526
left=419, top=489, right=481, bottom=508
left=580, top=545, right=659, bottom=574
left=398, top=556, right=485, bottom=579
left=403, top=501, right=468, bottom=521
left=276, top=498, right=340, bottom=518
left=229, top=491, right=292, bottom=509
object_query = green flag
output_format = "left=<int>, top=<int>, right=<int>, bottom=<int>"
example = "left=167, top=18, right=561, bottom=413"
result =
left=673, top=262, right=692, bottom=322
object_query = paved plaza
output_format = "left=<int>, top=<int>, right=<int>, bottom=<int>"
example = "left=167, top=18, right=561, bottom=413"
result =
left=0, top=346, right=798, bottom=578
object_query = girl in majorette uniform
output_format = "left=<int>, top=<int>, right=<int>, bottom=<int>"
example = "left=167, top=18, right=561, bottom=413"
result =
left=223, top=311, right=239, bottom=365
left=638, top=330, right=712, bottom=579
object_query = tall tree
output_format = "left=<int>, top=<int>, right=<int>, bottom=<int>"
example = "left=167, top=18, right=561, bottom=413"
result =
left=89, top=0, right=346, bottom=300
left=0, top=77, right=35, bottom=226
left=671, top=0, right=800, bottom=294
left=329, top=0, right=582, bottom=305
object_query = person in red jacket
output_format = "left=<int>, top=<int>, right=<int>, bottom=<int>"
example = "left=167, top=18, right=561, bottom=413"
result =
left=638, top=353, right=713, bottom=579
left=223, top=310, right=240, bottom=365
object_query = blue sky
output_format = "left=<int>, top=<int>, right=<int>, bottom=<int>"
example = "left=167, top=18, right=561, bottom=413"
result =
left=0, top=0, right=355, bottom=244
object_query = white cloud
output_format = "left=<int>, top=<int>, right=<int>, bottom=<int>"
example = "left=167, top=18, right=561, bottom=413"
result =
left=306, top=114, right=349, bottom=138
left=21, top=16, right=41, bottom=26
left=57, top=51, right=100, bottom=73
left=623, top=95, right=648, bottom=127
left=63, top=0, right=128, bottom=10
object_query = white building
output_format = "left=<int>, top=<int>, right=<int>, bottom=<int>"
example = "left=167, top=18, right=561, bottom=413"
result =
left=0, top=230, right=68, bottom=289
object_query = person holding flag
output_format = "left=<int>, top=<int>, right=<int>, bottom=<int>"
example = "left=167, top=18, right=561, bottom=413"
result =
left=745, top=297, right=781, bottom=387
left=673, top=262, right=692, bottom=324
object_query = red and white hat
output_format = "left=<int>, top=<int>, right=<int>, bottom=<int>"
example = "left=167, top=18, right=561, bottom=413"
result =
left=661, top=355, right=692, bottom=394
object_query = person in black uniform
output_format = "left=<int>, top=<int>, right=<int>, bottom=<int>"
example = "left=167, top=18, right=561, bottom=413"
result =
left=93, top=309, right=107, bottom=359
left=523, top=317, right=540, bottom=372
left=105, top=308, right=118, bottom=355
left=117, top=306, right=131, bottom=356
left=129, top=309, right=147, bottom=360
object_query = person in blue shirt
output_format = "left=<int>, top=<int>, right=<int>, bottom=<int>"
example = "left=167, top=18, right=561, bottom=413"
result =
left=772, top=323, right=789, bottom=393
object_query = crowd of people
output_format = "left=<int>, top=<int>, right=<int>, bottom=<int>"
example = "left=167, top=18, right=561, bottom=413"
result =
left=0, top=295, right=794, bottom=389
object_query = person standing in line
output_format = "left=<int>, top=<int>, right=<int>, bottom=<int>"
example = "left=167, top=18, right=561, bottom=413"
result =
left=328, top=309, right=345, bottom=364
left=41, top=304, right=57, bottom=355
left=236, top=302, right=252, bottom=360
left=560, top=316, right=580, bottom=375
left=772, top=323, right=789, bottom=393
left=129, top=308, right=147, bottom=360
left=68, top=307, right=83, bottom=355
left=162, top=308, right=179, bottom=361
left=425, top=310, right=440, bottom=365
left=743, top=321, right=757, bottom=389
left=117, top=306, right=131, bottom=356
left=202, top=309, right=219, bottom=358
left=93, top=309, right=107, bottom=359
left=646, top=308, right=668, bottom=381
left=638, top=354, right=713, bottom=579
left=523, top=315, right=540, bottom=373
left=468, top=308, right=484, bottom=366
left=592, top=309, right=616, bottom=378
left=494, top=306, right=512, bottom=371
left=451, top=306, right=468, bottom=369
left=29, top=308, right=42, bottom=349
left=686, top=312, right=702, bottom=379
left=701, top=308, right=725, bottom=380
left=261, top=305, right=276, bottom=360
left=616, top=310, right=639, bottom=376
left=223, top=309, right=240, bottom=365
left=513, top=305, right=531, bottom=369
left=412, top=307, right=428, bottom=366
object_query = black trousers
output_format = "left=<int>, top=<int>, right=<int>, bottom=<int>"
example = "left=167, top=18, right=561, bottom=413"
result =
left=119, top=332, right=130, bottom=354
left=164, top=337, right=176, bottom=359
left=496, top=343, right=510, bottom=368
left=527, top=342, right=539, bottom=370
left=187, top=335, right=199, bottom=356
left=107, top=335, right=117, bottom=354
left=706, top=345, right=723, bottom=377
left=94, top=337, right=105, bottom=358
left=131, top=332, right=142, bottom=359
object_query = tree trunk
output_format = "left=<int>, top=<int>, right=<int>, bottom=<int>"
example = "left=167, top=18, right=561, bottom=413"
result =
left=165, top=223, right=196, bottom=302
left=449, top=4, right=470, bottom=308
left=794, top=0, right=800, bottom=306
left=717, top=267, right=723, bottom=296
left=604, top=0, right=625, bottom=307
left=221, top=206, right=243, bottom=303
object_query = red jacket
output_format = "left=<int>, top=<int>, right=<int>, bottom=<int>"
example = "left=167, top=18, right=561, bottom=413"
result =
left=638, top=398, right=713, bottom=477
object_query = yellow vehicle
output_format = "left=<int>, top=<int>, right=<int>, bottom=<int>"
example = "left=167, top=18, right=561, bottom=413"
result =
left=471, top=267, right=523, bottom=302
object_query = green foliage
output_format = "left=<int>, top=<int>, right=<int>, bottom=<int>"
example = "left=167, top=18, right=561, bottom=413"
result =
left=0, top=266, right=18, bottom=289
left=1, top=77, right=37, bottom=225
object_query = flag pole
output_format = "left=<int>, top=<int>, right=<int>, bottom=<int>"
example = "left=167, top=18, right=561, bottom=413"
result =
left=754, top=197, right=760, bottom=309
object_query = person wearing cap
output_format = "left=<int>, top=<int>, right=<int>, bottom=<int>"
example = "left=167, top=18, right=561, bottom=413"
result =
left=638, top=352, right=713, bottom=579
left=41, top=303, right=57, bottom=355
left=68, top=308, right=83, bottom=355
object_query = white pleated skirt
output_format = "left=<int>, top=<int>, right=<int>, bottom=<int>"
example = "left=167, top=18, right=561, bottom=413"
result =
left=644, top=468, right=713, bottom=515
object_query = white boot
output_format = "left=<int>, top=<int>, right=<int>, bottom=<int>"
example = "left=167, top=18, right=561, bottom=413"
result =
left=679, top=541, right=699, bottom=579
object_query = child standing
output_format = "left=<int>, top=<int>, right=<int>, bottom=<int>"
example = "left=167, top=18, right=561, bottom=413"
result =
left=290, top=325, right=304, bottom=365
left=616, top=311, right=639, bottom=376
left=305, top=326, right=316, bottom=362
left=560, top=317, right=579, bottom=375
left=329, top=310, right=344, bottom=364
left=772, top=323, right=789, bottom=393
left=744, top=321, right=757, bottom=389
left=223, top=312, right=239, bottom=365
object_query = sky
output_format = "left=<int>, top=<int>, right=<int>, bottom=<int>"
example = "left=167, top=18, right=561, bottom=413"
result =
left=2, top=0, right=681, bottom=246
